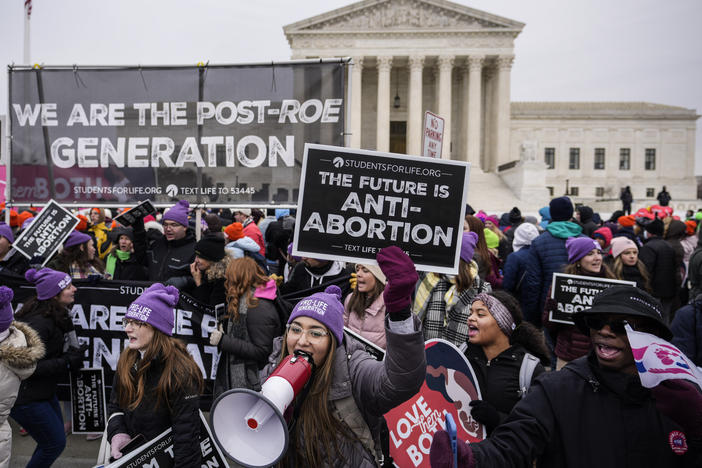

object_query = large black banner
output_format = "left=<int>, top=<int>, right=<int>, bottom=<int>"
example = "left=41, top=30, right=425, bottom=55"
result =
left=293, top=144, right=470, bottom=274
left=9, top=61, right=346, bottom=205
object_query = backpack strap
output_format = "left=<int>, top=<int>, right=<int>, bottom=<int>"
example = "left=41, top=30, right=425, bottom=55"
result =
left=518, top=353, right=540, bottom=398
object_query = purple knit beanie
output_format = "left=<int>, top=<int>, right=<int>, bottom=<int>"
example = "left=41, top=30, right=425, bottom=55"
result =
left=460, top=231, right=478, bottom=262
left=0, top=286, right=13, bottom=333
left=566, top=237, right=601, bottom=264
left=125, top=283, right=178, bottom=336
left=25, top=268, right=72, bottom=301
left=288, top=285, right=344, bottom=346
left=163, top=200, right=190, bottom=227
left=21, top=216, right=34, bottom=230
left=64, top=230, right=92, bottom=249
left=0, top=222, right=13, bottom=243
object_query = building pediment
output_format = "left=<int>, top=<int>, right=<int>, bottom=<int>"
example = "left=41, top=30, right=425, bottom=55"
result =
left=284, top=0, right=524, bottom=34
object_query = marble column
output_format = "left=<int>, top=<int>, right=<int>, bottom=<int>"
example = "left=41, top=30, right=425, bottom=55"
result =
left=464, top=55, right=484, bottom=167
left=494, top=55, right=514, bottom=169
left=437, top=55, right=454, bottom=159
left=376, top=56, right=393, bottom=152
left=407, top=55, right=424, bottom=156
left=350, top=56, right=364, bottom=149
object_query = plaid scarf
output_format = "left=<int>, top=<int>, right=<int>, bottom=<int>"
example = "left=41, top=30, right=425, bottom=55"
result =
left=69, top=263, right=103, bottom=279
left=413, top=272, right=441, bottom=320
left=442, top=275, right=491, bottom=346
left=421, top=276, right=450, bottom=340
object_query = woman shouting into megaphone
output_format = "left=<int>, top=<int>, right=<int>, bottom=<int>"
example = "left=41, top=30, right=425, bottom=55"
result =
left=263, top=246, right=426, bottom=467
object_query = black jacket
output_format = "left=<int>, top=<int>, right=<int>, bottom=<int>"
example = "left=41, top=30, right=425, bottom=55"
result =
left=464, top=343, right=544, bottom=433
left=279, top=260, right=352, bottom=300
left=107, top=355, right=201, bottom=467
left=0, top=250, right=30, bottom=277
left=134, top=219, right=195, bottom=283
left=471, top=353, right=701, bottom=467
left=15, top=305, right=71, bottom=405
left=106, top=251, right=148, bottom=281
left=639, top=236, right=678, bottom=299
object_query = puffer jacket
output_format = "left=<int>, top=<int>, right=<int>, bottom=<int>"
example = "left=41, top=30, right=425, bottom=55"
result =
left=0, top=322, right=44, bottom=468
left=224, top=236, right=260, bottom=259
left=523, top=222, right=584, bottom=326
left=107, top=355, right=201, bottom=467
left=261, top=318, right=426, bottom=467
left=343, top=294, right=387, bottom=349
left=502, top=246, right=532, bottom=321
left=14, top=306, right=72, bottom=406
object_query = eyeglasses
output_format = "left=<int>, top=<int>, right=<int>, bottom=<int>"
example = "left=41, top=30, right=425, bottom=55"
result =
left=122, top=318, right=146, bottom=329
left=162, top=222, right=182, bottom=230
left=286, top=324, right=329, bottom=343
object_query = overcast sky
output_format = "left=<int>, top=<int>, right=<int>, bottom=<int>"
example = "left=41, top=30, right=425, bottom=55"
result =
left=1, top=0, right=701, bottom=171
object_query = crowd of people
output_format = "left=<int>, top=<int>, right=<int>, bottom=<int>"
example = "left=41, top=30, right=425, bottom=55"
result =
left=0, top=194, right=701, bottom=467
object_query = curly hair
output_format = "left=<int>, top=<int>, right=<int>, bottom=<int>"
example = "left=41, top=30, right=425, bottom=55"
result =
left=224, top=257, right=269, bottom=321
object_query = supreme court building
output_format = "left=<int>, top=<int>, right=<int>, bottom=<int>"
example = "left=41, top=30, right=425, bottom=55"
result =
left=284, top=0, right=699, bottom=212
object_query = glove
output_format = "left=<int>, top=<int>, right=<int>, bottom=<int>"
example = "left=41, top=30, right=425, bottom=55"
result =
left=209, top=324, right=224, bottom=346
left=429, top=429, right=475, bottom=468
left=469, top=400, right=500, bottom=433
left=349, top=272, right=357, bottom=290
left=652, top=379, right=702, bottom=441
left=377, top=246, right=418, bottom=318
left=65, top=346, right=86, bottom=372
left=110, top=433, right=132, bottom=460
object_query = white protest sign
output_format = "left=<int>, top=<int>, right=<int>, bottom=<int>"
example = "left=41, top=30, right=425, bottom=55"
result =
left=422, top=111, right=444, bottom=159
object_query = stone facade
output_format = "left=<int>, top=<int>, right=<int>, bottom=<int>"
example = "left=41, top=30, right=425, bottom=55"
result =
left=285, top=0, right=700, bottom=212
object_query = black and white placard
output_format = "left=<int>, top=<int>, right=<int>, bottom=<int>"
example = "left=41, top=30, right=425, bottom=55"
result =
left=12, top=199, right=78, bottom=264
left=550, top=273, right=637, bottom=325
left=293, top=144, right=470, bottom=274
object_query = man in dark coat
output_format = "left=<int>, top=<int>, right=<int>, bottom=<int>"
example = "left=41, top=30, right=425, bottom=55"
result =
left=431, top=286, right=702, bottom=468
left=638, top=217, right=678, bottom=322
left=575, top=205, right=598, bottom=237
left=134, top=200, right=195, bottom=287
left=671, top=295, right=702, bottom=367
left=687, top=233, right=702, bottom=300
left=522, top=197, right=583, bottom=325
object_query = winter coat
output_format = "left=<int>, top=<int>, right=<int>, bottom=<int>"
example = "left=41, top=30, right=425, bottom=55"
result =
left=689, top=238, right=702, bottom=299
left=343, top=294, right=387, bottom=349
left=184, top=256, right=229, bottom=307
left=471, top=353, right=701, bottom=467
left=639, top=236, right=678, bottom=300
left=577, top=206, right=598, bottom=237
left=502, top=246, right=531, bottom=314
left=214, top=285, right=282, bottom=397
left=105, top=249, right=148, bottom=281
left=279, top=260, right=352, bottom=299
left=134, top=219, right=196, bottom=283
left=89, top=222, right=112, bottom=259
left=0, top=250, right=30, bottom=278
left=225, top=236, right=260, bottom=259
left=242, top=219, right=265, bottom=256
left=671, top=297, right=702, bottom=367
left=523, top=222, right=584, bottom=326
left=0, top=322, right=44, bottom=468
left=107, top=355, right=201, bottom=467
left=14, top=305, right=72, bottom=406
left=261, top=318, right=426, bottom=467
left=463, top=343, right=544, bottom=434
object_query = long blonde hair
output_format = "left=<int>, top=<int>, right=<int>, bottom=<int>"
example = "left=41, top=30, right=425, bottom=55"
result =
left=612, top=256, right=652, bottom=292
